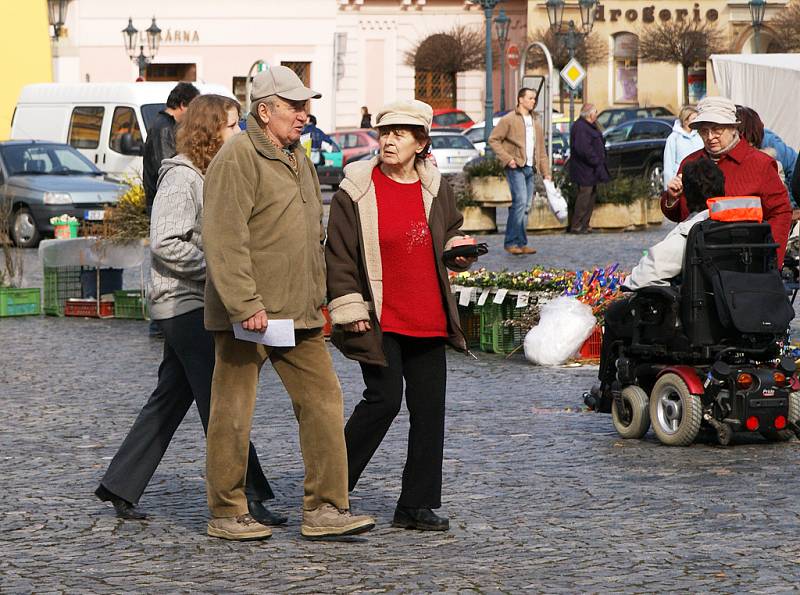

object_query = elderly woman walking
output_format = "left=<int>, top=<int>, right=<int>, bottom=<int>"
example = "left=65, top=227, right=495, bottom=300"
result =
left=663, top=105, right=703, bottom=190
left=568, top=103, right=611, bottom=234
left=95, top=94, right=284, bottom=527
left=662, top=95, right=791, bottom=264
left=325, top=100, right=480, bottom=531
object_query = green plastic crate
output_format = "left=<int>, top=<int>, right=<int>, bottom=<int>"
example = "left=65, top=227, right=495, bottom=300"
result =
left=491, top=314, right=526, bottom=355
left=43, top=266, right=83, bottom=316
left=479, top=300, right=514, bottom=353
left=0, top=287, right=41, bottom=317
left=114, top=290, right=149, bottom=320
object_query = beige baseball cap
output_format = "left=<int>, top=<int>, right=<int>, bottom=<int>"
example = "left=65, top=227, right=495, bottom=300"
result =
left=250, top=65, right=322, bottom=102
left=374, top=99, right=434, bottom=133
left=690, top=96, right=738, bottom=129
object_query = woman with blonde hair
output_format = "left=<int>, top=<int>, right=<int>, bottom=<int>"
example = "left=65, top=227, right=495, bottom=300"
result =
left=95, top=94, right=284, bottom=528
left=662, top=105, right=703, bottom=190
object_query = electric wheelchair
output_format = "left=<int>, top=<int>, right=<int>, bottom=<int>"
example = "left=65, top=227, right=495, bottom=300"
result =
left=587, top=219, right=800, bottom=446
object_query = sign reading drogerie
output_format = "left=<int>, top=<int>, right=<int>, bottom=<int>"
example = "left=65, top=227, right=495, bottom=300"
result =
left=560, top=58, right=586, bottom=90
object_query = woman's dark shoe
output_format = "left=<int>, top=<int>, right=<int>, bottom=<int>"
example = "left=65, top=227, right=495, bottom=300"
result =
left=247, top=500, right=288, bottom=526
left=392, top=506, right=449, bottom=531
left=111, top=497, right=147, bottom=520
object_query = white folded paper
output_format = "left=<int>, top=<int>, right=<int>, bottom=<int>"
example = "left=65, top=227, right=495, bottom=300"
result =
left=232, top=319, right=296, bottom=347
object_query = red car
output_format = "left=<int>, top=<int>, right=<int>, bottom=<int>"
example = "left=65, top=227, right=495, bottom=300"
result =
left=330, top=129, right=379, bottom=165
left=431, top=109, right=474, bottom=129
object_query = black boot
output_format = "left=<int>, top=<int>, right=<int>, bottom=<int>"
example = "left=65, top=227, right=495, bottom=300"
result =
left=247, top=500, right=288, bottom=526
left=392, top=506, right=449, bottom=531
left=111, top=497, right=147, bottom=520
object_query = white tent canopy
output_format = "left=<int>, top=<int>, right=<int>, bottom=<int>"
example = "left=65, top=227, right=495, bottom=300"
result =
left=710, top=53, right=800, bottom=150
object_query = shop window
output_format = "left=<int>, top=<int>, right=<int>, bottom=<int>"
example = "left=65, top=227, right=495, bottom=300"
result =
left=613, top=33, right=638, bottom=104
left=109, top=107, right=143, bottom=153
left=281, top=61, right=311, bottom=87
left=687, top=66, right=707, bottom=104
left=68, top=106, right=104, bottom=150
left=145, top=63, right=197, bottom=81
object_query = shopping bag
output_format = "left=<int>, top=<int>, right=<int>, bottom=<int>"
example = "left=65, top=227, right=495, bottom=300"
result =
left=543, top=179, right=568, bottom=222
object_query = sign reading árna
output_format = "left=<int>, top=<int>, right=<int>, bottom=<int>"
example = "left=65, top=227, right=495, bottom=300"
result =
left=594, top=3, right=720, bottom=23
left=134, top=29, right=200, bottom=45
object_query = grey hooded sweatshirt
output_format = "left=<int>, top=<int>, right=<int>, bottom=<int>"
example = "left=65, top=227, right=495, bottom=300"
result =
left=148, top=154, right=206, bottom=320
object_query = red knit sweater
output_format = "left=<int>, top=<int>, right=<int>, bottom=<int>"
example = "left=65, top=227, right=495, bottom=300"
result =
left=373, top=167, right=448, bottom=338
left=660, top=138, right=792, bottom=264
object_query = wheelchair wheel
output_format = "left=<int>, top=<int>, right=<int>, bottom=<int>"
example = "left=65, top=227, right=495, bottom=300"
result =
left=761, top=391, right=800, bottom=442
left=612, top=386, right=650, bottom=439
left=649, top=373, right=702, bottom=446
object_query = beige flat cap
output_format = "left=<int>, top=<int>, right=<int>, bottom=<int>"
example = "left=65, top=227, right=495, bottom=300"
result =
left=690, top=96, right=739, bottom=129
left=374, top=99, right=433, bottom=132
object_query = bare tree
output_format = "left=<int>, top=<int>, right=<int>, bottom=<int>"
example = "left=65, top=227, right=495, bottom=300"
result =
left=767, top=0, right=800, bottom=51
left=405, top=25, right=486, bottom=73
left=526, top=28, right=607, bottom=71
left=638, top=21, right=728, bottom=105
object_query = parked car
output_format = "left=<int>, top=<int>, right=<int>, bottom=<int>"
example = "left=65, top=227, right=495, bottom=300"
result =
left=11, top=82, right=233, bottom=179
left=432, top=109, right=474, bottom=130
left=329, top=129, right=379, bottom=165
left=0, top=140, right=123, bottom=247
left=602, top=117, right=674, bottom=193
left=462, top=117, right=502, bottom=155
left=429, top=131, right=480, bottom=175
left=596, top=106, right=674, bottom=131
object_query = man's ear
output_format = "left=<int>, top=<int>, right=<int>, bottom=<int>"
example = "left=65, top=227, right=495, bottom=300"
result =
left=257, top=103, right=271, bottom=125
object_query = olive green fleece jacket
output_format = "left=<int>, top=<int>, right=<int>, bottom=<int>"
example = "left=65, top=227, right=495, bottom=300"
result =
left=202, top=114, right=327, bottom=331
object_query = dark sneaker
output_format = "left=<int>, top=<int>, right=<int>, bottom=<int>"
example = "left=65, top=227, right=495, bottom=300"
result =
left=392, top=506, right=449, bottom=531
left=207, top=514, right=272, bottom=541
left=301, top=504, right=375, bottom=538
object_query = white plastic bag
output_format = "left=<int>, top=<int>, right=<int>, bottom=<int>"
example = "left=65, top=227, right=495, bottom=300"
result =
left=543, top=179, right=568, bottom=222
left=524, top=296, right=596, bottom=366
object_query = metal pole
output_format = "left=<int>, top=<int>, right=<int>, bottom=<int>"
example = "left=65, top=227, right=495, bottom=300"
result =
left=499, top=40, right=507, bottom=112
left=244, top=59, right=267, bottom=115
left=483, top=4, right=496, bottom=157
left=137, top=47, right=147, bottom=78
left=520, top=42, right=555, bottom=168
left=753, top=25, right=761, bottom=53
left=567, top=26, right=576, bottom=126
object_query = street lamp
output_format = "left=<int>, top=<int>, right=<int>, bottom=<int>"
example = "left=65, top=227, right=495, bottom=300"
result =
left=471, top=0, right=503, bottom=157
left=122, top=17, right=161, bottom=79
left=47, top=0, right=69, bottom=39
left=749, top=0, right=766, bottom=53
left=494, top=9, right=511, bottom=112
left=546, top=0, right=597, bottom=125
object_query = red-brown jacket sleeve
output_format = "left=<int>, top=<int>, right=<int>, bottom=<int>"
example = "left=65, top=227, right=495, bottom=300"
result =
left=660, top=155, right=691, bottom=222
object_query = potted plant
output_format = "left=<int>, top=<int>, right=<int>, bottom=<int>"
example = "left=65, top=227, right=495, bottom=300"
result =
left=556, top=170, right=652, bottom=230
left=464, top=157, right=511, bottom=204
left=0, top=199, right=40, bottom=316
left=451, top=173, right=497, bottom=233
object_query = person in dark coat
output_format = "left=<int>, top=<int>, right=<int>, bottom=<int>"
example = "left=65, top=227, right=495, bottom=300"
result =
left=568, top=103, right=611, bottom=233
left=360, top=106, right=372, bottom=128
left=143, top=82, right=200, bottom=214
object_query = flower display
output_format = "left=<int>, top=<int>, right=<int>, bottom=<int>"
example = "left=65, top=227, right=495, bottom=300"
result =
left=49, top=214, right=78, bottom=225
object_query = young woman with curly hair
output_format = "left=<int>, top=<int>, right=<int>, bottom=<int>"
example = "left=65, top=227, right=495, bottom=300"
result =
left=95, top=95, right=285, bottom=527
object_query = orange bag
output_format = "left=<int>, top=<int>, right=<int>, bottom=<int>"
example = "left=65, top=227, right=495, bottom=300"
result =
left=706, top=196, right=763, bottom=222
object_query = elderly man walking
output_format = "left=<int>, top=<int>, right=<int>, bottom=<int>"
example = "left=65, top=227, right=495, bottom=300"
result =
left=488, top=87, right=551, bottom=255
left=202, top=67, right=375, bottom=541
left=568, top=104, right=610, bottom=234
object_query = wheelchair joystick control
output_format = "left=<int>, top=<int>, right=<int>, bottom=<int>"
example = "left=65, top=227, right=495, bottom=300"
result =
left=705, top=361, right=732, bottom=388
left=778, top=357, right=797, bottom=375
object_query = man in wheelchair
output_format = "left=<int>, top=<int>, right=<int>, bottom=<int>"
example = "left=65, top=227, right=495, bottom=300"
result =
left=586, top=157, right=799, bottom=446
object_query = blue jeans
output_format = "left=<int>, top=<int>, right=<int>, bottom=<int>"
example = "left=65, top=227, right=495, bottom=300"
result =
left=504, top=165, right=535, bottom=248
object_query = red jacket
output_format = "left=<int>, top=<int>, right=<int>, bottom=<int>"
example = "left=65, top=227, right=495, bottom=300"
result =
left=660, top=138, right=792, bottom=264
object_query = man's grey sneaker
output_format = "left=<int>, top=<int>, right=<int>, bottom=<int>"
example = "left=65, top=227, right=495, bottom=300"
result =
left=301, top=504, right=375, bottom=538
left=207, top=513, right=272, bottom=541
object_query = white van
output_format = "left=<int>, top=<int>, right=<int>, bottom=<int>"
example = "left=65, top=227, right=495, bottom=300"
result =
left=10, top=82, right=233, bottom=179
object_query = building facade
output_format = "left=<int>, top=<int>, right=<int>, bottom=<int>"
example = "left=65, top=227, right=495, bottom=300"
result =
left=525, top=0, right=788, bottom=115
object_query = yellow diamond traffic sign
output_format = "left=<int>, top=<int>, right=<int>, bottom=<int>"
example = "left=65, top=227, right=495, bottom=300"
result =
left=560, top=58, right=586, bottom=90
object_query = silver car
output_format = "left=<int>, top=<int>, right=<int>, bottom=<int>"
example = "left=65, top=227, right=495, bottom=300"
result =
left=0, top=141, right=123, bottom=247
left=429, top=131, right=480, bottom=175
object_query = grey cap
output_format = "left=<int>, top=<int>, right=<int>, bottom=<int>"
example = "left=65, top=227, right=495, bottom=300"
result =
left=250, top=65, right=322, bottom=102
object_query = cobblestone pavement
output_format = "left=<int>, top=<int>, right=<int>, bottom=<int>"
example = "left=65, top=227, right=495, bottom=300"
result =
left=2, top=219, right=800, bottom=593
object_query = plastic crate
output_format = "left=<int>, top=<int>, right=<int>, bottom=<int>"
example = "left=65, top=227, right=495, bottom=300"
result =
left=0, top=287, right=41, bottom=317
left=113, top=290, right=149, bottom=320
left=479, top=301, right=506, bottom=352
left=43, top=266, right=84, bottom=316
left=578, top=325, right=603, bottom=360
left=457, top=303, right=482, bottom=349
left=491, top=304, right=528, bottom=355
left=64, top=298, right=114, bottom=318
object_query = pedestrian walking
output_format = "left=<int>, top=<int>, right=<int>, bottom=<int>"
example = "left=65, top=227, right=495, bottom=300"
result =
left=488, top=87, right=551, bottom=254
left=95, top=94, right=284, bottom=527
left=568, top=103, right=611, bottom=234
left=202, top=66, right=375, bottom=542
left=662, top=96, right=791, bottom=264
left=301, top=114, right=336, bottom=166
left=663, top=106, right=703, bottom=190
left=360, top=105, right=372, bottom=128
left=325, top=99, right=480, bottom=532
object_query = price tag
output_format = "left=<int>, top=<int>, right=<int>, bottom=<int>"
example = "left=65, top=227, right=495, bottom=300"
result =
left=451, top=284, right=463, bottom=295
left=458, top=287, right=474, bottom=307
left=492, top=288, right=508, bottom=304
left=477, top=288, right=491, bottom=306
left=516, top=291, right=530, bottom=308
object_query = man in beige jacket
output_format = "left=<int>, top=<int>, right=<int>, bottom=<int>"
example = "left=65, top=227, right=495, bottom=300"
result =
left=202, top=66, right=375, bottom=541
left=488, top=87, right=551, bottom=255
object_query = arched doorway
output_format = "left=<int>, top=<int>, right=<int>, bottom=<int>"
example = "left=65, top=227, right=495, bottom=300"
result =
left=412, top=33, right=459, bottom=109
